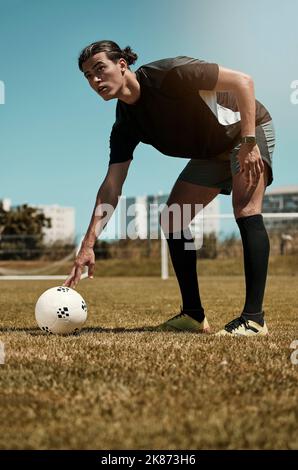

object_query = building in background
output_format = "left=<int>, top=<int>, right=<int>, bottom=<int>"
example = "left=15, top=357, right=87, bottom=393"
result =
left=35, top=204, right=75, bottom=245
left=263, top=186, right=298, bottom=231
left=0, top=198, right=11, bottom=212
left=120, top=195, right=148, bottom=240
left=118, top=193, right=220, bottom=239
left=1, top=198, right=76, bottom=245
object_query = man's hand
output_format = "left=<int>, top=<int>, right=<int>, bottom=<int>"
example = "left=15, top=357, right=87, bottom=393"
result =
left=63, top=245, right=95, bottom=289
left=237, top=143, right=264, bottom=187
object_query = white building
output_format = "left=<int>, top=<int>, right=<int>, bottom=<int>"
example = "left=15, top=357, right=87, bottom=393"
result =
left=118, top=193, right=220, bottom=239
left=0, top=198, right=11, bottom=212
left=0, top=198, right=76, bottom=245
left=34, top=204, right=75, bottom=245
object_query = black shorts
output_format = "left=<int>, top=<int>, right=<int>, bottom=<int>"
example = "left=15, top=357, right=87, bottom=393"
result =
left=178, top=120, right=275, bottom=195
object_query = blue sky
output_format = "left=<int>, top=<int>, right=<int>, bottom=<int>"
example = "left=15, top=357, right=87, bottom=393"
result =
left=1, top=0, right=297, bottom=238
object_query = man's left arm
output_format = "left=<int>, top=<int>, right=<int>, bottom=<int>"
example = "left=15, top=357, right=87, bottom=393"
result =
left=213, top=65, right=264, bottom=186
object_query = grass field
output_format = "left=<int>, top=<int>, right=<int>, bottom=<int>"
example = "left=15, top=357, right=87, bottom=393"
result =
left=0, top=275, right=297, bottom=450
left=1, top=253, right=298, bottom=276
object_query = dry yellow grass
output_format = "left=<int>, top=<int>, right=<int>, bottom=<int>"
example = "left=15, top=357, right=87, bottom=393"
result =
left=1, top=253, right=298, bottom=276
left=0, top=275, right=297, bottom=450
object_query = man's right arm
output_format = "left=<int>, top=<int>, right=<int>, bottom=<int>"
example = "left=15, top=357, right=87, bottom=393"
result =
left=64, top=159, right=132, bottom=288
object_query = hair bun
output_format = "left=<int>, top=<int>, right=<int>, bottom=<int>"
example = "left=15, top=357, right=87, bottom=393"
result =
left=122, top=46, right=138, bottom=66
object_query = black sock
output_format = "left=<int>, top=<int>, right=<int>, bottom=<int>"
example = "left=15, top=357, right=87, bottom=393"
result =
left=241, top=311, right=265, bottom=327
left=236, top=214, right=269, bottom=325
left=166, top=227, right=205, bottom=321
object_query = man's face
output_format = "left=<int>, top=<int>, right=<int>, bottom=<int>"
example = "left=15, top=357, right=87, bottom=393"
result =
left=82, top=52, right=126, bottom=101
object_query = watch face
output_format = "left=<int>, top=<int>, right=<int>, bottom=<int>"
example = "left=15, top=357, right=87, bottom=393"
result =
left=242, top=136, right=256, bottom=144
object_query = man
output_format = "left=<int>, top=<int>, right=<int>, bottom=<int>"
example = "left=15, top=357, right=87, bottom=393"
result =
left=64, top=40, right=275, bottom=336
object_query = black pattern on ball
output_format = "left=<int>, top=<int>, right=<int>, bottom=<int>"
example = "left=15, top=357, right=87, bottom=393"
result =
left=57, top=287, right=70, bottom=293
left=42, top=326, right=51, bottom=333
left=56, top=307, right=70, bottom=319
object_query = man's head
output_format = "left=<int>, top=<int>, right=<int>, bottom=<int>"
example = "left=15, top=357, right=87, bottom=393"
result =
left=78, top=40, right=138, bottom=100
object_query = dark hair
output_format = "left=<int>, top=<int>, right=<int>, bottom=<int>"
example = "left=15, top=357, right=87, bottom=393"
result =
left=78, top=40, right=138, bottom=71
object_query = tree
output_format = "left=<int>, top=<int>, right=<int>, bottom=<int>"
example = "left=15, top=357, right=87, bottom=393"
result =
left=0, top=203, right=51, bottom=259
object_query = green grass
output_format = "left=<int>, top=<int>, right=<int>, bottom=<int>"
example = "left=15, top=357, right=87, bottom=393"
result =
left=0, top=276, right=297, bottom=450
left=1, top=253, right=298, bottom=276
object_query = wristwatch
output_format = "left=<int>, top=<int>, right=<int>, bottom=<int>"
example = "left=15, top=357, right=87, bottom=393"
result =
left=241, top=135, right=257, bottom=145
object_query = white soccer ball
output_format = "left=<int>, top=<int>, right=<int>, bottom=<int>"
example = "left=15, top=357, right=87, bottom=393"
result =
left=35, top=286, right=88, bottom=334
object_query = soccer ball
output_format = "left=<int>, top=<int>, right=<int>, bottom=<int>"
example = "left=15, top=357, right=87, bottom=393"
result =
left=35, top=286, right=88, bottom=334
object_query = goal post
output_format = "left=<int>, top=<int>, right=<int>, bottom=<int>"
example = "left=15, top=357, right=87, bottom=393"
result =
left=159, top=212, right=298, bottom=280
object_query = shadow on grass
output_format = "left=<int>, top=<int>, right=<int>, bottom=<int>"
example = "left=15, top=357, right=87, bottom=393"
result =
left=0, top=325, right=161, bottom=335
left=80, top=327, right=215, bottom=335
left=0, top=325, right=207, bottom=335
left=0, top=327, right=41, bottom=334
left=81, top=326, right=160, bottom=334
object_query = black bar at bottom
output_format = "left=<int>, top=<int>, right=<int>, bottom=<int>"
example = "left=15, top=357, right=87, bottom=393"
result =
left=0, top=450, right=296, bottom=465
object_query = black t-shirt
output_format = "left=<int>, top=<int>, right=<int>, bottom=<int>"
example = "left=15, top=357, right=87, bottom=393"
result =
left=109, top=56, right=272, bottom=165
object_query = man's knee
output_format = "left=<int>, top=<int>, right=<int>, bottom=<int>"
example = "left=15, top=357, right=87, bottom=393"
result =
left=233, top=202, right=261, bottom=219
left=232, top=165, right=269, bottom=219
